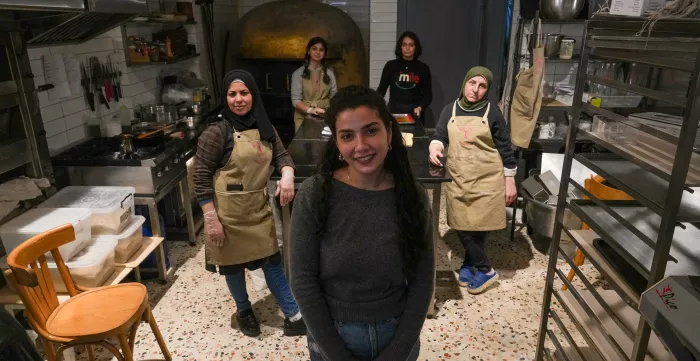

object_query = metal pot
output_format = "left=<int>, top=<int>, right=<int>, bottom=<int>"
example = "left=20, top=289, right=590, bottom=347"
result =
left=523, top=191, right=581, bottom=259
left=540, top=0, right=585, bottom=20
left=138, top=104, right=177, bottom=123
left=542, top=33, right=565, bottom=58
left=119, top=134, right=136, bottom=155
left=184, top=116, right=199, bottom=130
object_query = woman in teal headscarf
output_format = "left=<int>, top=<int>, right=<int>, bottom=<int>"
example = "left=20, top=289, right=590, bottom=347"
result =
left=428, top=66, right=517, bottom=294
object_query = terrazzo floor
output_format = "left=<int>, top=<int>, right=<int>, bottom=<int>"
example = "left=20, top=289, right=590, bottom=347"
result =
left=71, top=190, right=607, bottom=361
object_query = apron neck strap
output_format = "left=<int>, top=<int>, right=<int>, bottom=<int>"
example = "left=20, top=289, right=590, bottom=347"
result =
left=451, top=101, right=458, bottom=118
left=483, top=103, right=491, bottom=120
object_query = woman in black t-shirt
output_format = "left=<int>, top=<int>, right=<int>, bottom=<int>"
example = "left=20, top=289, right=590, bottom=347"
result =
left=376, top=31, right=432, bottom=124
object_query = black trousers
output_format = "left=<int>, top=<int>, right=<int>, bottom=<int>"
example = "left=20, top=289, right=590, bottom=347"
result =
left=457, top=230, right=491, bottom=273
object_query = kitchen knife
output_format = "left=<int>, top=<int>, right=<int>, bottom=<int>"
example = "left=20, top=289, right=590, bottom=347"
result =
left=102, top=63, right=112, bottom=102
left=91, top=57, right=110, bottom=109
left=107, top=56, right=120, bottom=102
left=80, top=62, right=95, bottom=111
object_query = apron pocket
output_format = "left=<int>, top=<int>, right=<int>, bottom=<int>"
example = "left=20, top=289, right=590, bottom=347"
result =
left=215, top=188, right=270, bottom=226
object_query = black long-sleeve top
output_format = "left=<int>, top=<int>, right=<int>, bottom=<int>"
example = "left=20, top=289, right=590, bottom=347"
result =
left=376, top=58, right=432, bottom=112
left=431, top=101, right=517, bottom=175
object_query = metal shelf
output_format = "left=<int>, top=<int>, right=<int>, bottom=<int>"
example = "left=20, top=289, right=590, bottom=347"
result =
left=590, top=48, right=695, bottom=72
left=537, top=16, right=700, bottom=361
left=563, top=229, right=640, bottom=305
left=127, top=53, right=199, bottom=67
left=553, top=286, right=632, bottom=361
left=574, top=153, right=700, bottom=222
left=569, top=200, right=700, bottom=279
left=586, top=75, right=687, bottom=107
left=579, top=104, right=681, bottom=144
left=578, top=127, right=700, bottom=186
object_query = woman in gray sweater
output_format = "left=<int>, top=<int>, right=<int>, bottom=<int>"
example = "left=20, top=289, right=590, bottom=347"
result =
left=289, top=85, right=435, bottom=361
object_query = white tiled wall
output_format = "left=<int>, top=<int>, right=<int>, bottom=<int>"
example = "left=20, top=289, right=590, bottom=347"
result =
left=28, top=0, right=214, bottom=154
left=369, top=0, right=397, bottom=89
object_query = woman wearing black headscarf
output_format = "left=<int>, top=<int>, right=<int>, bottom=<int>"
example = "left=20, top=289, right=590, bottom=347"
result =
left=194, top=69, right=306, bottom=338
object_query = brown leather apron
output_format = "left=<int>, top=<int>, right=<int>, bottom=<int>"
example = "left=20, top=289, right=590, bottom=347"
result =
left=445, top=102, right=506, bottom=231
left=205, top=128, right=278, bottom=266
left=294, top=68, right=331, bottom=131
left=510, top=18, right=545, bottom=148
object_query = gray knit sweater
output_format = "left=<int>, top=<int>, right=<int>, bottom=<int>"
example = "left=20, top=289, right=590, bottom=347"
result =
left=289, top=175, right=434, bottom=361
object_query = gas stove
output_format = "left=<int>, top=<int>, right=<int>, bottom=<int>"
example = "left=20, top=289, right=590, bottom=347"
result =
left=52, top=137, right=178, bottom=167
left=52, top=137, right=187, bottom=197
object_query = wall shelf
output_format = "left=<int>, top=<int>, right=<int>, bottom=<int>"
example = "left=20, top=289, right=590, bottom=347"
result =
left=127, top=53, right=199, bottom=67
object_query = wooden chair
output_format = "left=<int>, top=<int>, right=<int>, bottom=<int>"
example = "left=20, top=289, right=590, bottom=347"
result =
left=4, top=223, right=172, bottom=361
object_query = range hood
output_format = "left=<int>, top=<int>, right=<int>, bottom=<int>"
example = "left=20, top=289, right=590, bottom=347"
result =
left=0, top=0, right=148, bottom=47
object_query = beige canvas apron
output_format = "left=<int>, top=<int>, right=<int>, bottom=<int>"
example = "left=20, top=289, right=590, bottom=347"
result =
left=205, top=128, right=278, bottom=266
left=510, top=18, right=545, bottom=148
left=294, top=68, right=331, bottom=131
left=445, top=102, right=506, bottom=231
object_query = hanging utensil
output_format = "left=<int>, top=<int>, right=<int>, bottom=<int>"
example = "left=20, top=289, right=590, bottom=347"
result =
left=108, top=56, right=120, bottom=102
left=135, top=123, right=177, bottom=139
left=90, top=57, right=110, bottom=109
left=80, top=61, right=95, bottom=111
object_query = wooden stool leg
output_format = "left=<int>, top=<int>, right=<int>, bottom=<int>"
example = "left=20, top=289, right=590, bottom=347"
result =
left=118, top=333, right=134, bottom=361
left=145, top=307, right=172, bottom=361
left=41, top=337, right=57, bottom=361
left=87, top=344, right=96, bottom=361
left=562, top=250, right=586, bottom=291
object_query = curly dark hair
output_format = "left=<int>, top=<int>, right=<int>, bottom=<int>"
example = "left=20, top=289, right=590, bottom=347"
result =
left=395, top=31, right=422, bottom=60
left=302, top=36, right=331, bottom=85
left=314, top=85, right=429, bottom=274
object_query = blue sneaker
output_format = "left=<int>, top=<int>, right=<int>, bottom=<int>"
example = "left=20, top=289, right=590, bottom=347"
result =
left=457, top=266, right=476, bottom=287
left=467, top=271, right=499, bottom=295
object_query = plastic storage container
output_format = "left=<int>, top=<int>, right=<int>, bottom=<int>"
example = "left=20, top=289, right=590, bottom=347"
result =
left=0, top=208, right=92, bottom=261
left=39, top=186, right=135, bottom=235
left=1, top=239, right=116, bottom=293
left=94, top=215, right=145, bottom=263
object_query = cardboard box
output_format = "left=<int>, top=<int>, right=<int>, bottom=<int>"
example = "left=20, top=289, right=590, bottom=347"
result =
left=610, top=0, right=668, bottom=16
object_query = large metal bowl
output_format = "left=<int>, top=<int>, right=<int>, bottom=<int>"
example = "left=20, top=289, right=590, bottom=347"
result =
left=523, top=191, right=581, bottom=259
left=529, top=33, right=565, bottom=58
left=540, top=0, right=585, bottom=20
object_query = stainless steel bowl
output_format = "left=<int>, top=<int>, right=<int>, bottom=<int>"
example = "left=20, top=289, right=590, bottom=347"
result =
left=543, top=33, right=565, bottom=58
left=184, top=116, right=199, bottom=130
left=540, top=0, right=585, bottom=20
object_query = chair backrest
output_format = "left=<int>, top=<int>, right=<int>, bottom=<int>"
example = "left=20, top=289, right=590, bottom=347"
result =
left=5, top=223, right=79, bottom=328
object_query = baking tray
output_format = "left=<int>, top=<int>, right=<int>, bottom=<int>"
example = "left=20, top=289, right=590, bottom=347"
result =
left=575, top=153, right=700, bottom=222
left=569, top=199, right=700, bottom=279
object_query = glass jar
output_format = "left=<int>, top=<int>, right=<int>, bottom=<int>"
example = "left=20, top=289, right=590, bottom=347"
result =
left=559, top=38, right=576, bottom=60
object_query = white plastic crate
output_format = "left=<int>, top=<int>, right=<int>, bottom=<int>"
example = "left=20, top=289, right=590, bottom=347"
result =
left=0, top=208, right=92, bottom=261
left=94, top=215, right=145, bottom=263
left=39, top=186, right=135, bottom=235
left=1, top=239, right=117, bottom=293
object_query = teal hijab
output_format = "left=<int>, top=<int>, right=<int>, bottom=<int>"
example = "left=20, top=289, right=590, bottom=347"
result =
left=458, top=66, right=493, bottom=111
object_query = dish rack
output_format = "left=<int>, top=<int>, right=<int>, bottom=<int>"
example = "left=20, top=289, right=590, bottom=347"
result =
left=535, top=14, right=700, bottom=361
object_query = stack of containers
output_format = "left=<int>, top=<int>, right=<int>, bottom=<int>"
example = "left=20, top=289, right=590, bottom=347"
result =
left=39, top=186, right=144, bottom=262
left=35, top=186, right=143, bottom=291
left=0, top=207, right=96, bottom=292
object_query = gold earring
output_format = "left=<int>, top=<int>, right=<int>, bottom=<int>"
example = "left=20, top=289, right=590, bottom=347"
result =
left=388, top=144, right=392, bottom=150
left=339, top=154, right=344, bottom=161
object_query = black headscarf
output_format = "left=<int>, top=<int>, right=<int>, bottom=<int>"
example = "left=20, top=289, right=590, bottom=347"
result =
left=220, top=69, right=277, bottom=142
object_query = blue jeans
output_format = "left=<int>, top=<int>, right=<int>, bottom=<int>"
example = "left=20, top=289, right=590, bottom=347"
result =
left=307, top=318, right=420, bottom=361
left=224, top=257, right=299, bottom=318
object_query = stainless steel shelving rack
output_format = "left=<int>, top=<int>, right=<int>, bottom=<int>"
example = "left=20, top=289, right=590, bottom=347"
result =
left=535, top=14, right=700, bottom=361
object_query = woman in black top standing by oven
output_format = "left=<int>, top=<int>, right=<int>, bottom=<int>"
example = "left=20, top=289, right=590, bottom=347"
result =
left=376, top=31, right=432, bottom=124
